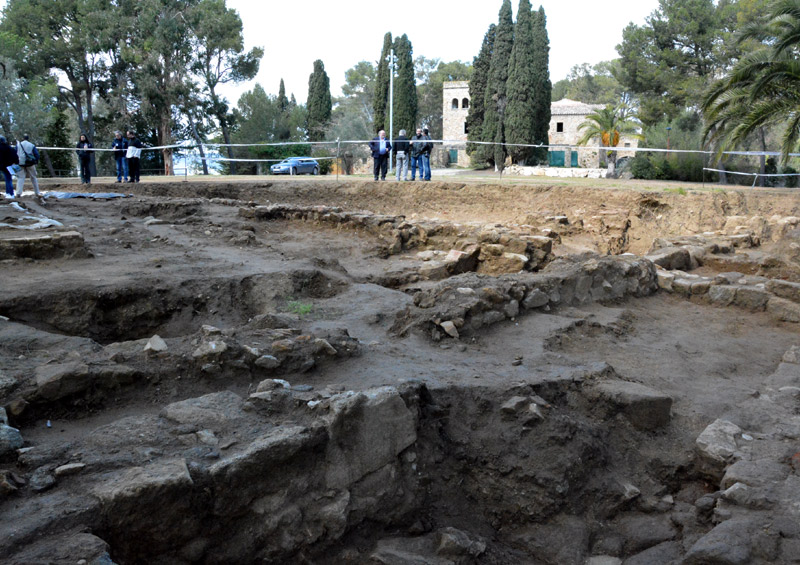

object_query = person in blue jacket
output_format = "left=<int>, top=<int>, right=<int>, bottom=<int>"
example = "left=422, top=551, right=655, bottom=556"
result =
left=0, top=136, right=18, bottom=197
left=111, top=131, right=128, bottom=183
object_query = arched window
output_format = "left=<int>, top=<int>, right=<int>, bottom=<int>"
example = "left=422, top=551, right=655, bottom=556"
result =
left=451, top=98, right=459, bottom=110
left=462, top=98, right=469, bottom=109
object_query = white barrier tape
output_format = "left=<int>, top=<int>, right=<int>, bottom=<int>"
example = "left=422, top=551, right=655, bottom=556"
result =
left=703, top=168, right=800, bottom=177
left=208, top=156, right=338, bottom=162
left=202, top=140, right=339, bottom=147
left=38, top=143, right=191, bottom=152
left=26, top=139, right=800, bottom=159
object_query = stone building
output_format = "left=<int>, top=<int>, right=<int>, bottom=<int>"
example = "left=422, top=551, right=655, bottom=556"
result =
left=442, top=81, right=472, bottom=167
left=442, top=82, right=638, bottom=168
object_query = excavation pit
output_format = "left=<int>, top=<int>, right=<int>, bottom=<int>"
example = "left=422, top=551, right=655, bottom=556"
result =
left=0, top=178, right=799, bottom=564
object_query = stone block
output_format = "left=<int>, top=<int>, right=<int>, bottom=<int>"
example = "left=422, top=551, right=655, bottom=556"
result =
left=721, top=459, right=789, bottom=490
left=522, top=289, right=549, bottom=309
left=419, top=261, right=449, bottom=280
left=733, top=287, right=769, bottom=311
left=646, top=247, right=692, bottom=271
left=324, top=387, right=417, bottom=489
left=656, top=270, right=674, bottom=291
left=683, top=518, right=753, bottom=565
left=767, top=297, right=800, bottom=323
left=0, top=231, right=88, bottom=260
left=696, top=419, right=742, bottom=478
left=586, top=380, right=672, bottom=430
left=35, top=362, right=91, bottom=401
left=0, top=424, right=24, bottom=457
left=708, top=285, right=737, bottom=306
left=691, top=280, right=711, bottom=295
left=672, top=278, right=694, bottom=296
left=501, top=396, right=529, bottom=415
left=161, top=391, right=244, bottom=428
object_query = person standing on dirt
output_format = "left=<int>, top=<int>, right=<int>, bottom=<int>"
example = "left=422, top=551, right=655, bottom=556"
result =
left=410, top=128, right=426, bottom=181
left=393, top=129, right=410, bottom=181
left=111, top=131, right=128, bottom=183
left=369, top=129, right=391, bottom=181
left=126, top=130, right=142, bottom=183
left=0, top=136, right=18, bottom=198
left=421, top=128, right=433, bottom=181
left=76, top=134, right=93, bottom=185
left=15, top=134, right=42, bottom=199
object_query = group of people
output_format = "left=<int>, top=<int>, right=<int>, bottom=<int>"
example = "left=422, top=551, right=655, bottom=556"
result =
left=0, top=134, right=43, bottom=201
left=0, top=129, right=144, bottom=201
left=76, top=130, right=143, bottom=185
left=369, top=127, right=433, bottom=182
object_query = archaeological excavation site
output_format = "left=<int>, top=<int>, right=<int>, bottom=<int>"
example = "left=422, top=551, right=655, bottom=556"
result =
left=1, top=177, right=799, bottom=565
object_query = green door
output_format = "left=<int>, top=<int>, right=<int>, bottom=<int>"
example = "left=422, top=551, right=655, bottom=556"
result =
left=549, top=151, right=565, bottom=167
left=571, top=151, right=578, bottom=167
left=449, top=149, right=459, bottom=164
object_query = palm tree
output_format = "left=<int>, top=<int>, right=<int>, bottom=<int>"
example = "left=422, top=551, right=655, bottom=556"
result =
left=576, top=105, right=642, bottom=176
left=703, top=0, right=800, bottom=163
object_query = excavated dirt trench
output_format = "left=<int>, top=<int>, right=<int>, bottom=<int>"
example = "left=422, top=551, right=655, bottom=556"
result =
left=0, top=178, right=799, bottom=564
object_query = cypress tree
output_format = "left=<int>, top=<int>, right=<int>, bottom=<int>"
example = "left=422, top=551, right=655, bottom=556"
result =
left=276, top=78, right=291, bottom=141
left=467, top=23, right=495, bottom=159
left=482, top=0, right=514, bottom=170
left=392, top=34, right=417, bottom=136
left=504, top=0, right=536, bottom=164
left=531, top=6, right=552, bottom=164
left=307, top=59, right=331, bottom=142
left=373, top=32, right=393, bottom=132
left=278, top=78, right=288, bottom=112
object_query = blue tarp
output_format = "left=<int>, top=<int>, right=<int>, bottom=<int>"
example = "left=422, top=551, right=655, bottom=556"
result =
left=44, top=191, right=132, bottom=200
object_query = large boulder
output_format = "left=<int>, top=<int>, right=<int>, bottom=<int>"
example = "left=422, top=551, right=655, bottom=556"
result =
left=324, top=387, right=417, bottom=489
left=695, top=419, right=743, bottom=479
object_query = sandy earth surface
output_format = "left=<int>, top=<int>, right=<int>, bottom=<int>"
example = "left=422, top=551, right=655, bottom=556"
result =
left=0, top=176, right=799, bottom=564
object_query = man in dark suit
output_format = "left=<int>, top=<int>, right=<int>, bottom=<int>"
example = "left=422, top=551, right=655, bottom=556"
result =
left=368, top=130, right=392, bottom=181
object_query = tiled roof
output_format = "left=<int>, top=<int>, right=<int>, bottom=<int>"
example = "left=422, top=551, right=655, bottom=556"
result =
left=551, top=99, right=605, bottom=116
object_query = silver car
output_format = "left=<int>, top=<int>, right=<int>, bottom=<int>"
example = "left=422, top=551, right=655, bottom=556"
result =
left=270, top=157, right=319, bottom=175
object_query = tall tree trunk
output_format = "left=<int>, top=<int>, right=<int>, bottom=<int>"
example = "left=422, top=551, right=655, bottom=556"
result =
left=607, top=151, right=616, bottom=177
left=210, top=90, right=236, bottom=175
left=160, top=115, right=174, bottom=176
left=718, top=160, right=727, bottom=185
left=42, top=150, right=55, bottom=177
left=220, top=118, right=236, bottom=175
left=190, top=119, right=209, bottom=175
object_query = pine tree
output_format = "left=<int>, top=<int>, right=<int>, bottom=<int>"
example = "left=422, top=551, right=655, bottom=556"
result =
left=392, top=34, right=417, bottom=136
left=467, top=24, right=495, bottom=159
left=482, top=0, right=514, bottom=169
left=531, top=6, right=552, bottom=164
left=373, top=32, right=393, bottom=132
left=307, top=60, right=331, bottom=142
left=504, top=0, right=536, bottom=164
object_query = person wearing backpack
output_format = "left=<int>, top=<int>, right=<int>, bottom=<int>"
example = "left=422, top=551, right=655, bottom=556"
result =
left=16, top=134, right=41, bottom=199
left=0, top=135, right=18, bottom=198
left=76, top=134, right=93, bottom=185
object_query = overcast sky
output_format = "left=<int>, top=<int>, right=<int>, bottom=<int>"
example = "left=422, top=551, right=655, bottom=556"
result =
left=0, top=0, right=661, bottom=105
left=224, top=0, right=661, bottom=104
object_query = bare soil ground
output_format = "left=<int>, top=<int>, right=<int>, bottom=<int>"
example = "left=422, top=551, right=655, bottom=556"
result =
left=0, top=175, right=799, bottom=564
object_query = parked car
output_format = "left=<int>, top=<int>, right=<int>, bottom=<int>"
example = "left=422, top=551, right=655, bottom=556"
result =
left=270, top=157, right=319, bottom=175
